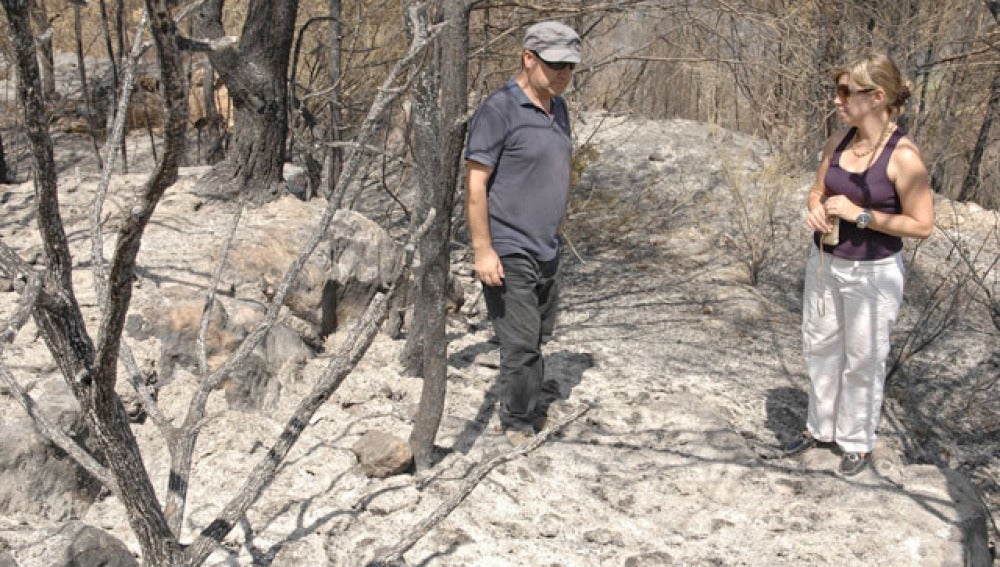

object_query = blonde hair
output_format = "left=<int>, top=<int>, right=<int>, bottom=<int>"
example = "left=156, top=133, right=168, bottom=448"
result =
left=833, top=52, right=912, bottom=116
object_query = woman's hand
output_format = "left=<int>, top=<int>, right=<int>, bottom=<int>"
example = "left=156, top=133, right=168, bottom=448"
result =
left=806, top=204, right=833, bottom=233
left=822, top=195, right=863, bottom=223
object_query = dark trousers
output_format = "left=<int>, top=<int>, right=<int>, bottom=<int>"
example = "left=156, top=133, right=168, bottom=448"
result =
left=484, top=253, right=560, bottom=431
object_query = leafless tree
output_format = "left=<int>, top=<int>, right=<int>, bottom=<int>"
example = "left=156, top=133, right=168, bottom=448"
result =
left=400, top=0, right=477, bottom=470
left=0, top=0, right=188, bottom=561
left=0, top=0, right=441, bottom=563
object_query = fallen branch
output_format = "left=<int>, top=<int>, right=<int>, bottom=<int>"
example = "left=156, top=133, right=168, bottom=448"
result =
left=368, top=402, right=591, bottom=566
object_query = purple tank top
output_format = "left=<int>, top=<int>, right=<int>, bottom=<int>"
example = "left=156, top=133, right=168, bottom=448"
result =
left=815, top=127, right=904, bottom=260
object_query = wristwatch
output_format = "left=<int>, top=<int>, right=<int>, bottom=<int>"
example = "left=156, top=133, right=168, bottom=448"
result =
left=855, top=209, right=872, bottom=230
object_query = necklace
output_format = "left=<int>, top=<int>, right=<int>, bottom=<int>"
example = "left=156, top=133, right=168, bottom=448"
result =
left=851, top=122, right=894, bottom=158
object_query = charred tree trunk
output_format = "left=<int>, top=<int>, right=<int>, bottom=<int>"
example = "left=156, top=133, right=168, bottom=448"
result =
left=404, top=0, right=472, bottom=470
left=97, top=0, right=127, bottom=173
left=0, top=0, right=189, bottom=563
left=72, top=1, right=103, bottom=169
left=193, top=0, right=299, bottom=203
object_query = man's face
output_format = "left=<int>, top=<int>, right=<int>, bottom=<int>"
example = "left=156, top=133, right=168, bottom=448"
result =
left=525, top=50, right=574, bottom=97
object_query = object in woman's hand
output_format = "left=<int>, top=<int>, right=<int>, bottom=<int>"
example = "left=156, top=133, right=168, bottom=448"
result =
left=821, top=217, right=840, bottom=246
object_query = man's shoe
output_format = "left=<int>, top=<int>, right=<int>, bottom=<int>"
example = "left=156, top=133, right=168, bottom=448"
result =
left=532, top=402, right=564, bottom=432
left=839, top=452, right=871, bottom=476
left=504, top=429, right=534, bottom=446
left=531, top=413, right=548, bottom=433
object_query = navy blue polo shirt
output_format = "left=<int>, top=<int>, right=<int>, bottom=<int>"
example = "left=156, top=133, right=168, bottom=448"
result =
left=465, top=78, right=572, bottom=262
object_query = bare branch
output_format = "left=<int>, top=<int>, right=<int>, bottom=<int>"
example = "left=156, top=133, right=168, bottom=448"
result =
left=322, top=140, right=417, bottom=168
left=0, top=245, right=116, bottom=492
left=186, top=208, right=438, bottom=565
left=197, top=201, right=245, bottom=377
left=90, top=0, right=189, bottom=391
left=0, top=244, right=38, bottom=347
left=369, top=403, right=591, bottom=566
left=91, top=8, right=149, bottom=305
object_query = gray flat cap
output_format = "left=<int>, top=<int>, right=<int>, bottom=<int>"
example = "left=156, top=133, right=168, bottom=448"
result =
left=524, top=21, right=581, bottom=64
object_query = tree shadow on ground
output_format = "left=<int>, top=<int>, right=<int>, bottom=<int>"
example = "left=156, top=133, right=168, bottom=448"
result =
left=764, top=386, right=809, bottom=447
left=767, top=385, right=995, bottom=561
left=450, top=349, right=594, bottom=455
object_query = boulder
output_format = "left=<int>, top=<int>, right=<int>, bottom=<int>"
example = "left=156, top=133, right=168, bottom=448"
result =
left=226, top=204, right=403, bottom=336
left=144, top=292, right=239, bottom=383
left=138, top=291, right=313, bottom=412
left=325, top=209, right=403, bottom=333
left=0, top=537, right=17, bottom=567
left=0, top=377, right=102, bottom=521
left=17, top=522, right=137, bottom=567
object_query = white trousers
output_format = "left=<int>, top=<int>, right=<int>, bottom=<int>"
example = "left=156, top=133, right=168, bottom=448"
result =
left=801, top=248, right=905, bottom=453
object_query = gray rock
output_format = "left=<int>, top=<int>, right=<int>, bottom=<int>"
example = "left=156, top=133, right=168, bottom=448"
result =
left=221, top=353, right=276, bottom=412
left=325, top=209, right=403, bottom=333
left=0, top=537, right=17, bottom=567
left=624, top=552, right=675, bottom=566
left=148, top=294, right=311, bottom=411
left=152, top=296, right=235, bottom=383
left=17, top=522, right=137, bottom=567
left=352, top=431, right=413, bottom=478
left=283, top=162, right=310, bottom=200
left=0, top=378, right=102, bottom=521
left=61, top=524, right=138, bottom=567
left=584, top=527, right=624, bottom=546
left=265, top=323, right=312, bottom=371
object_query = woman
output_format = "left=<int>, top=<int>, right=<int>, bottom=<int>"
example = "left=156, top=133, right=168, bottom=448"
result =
left=784, top=52, right=934, bottom=476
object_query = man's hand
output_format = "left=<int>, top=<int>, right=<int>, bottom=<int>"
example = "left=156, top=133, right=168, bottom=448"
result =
left=474, top=247, right=504, bottom=287
left=466, top=160, right=502, bottom=286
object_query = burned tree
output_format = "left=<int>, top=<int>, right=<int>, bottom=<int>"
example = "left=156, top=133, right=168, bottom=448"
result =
left=191, top=0, right=299, bottom=203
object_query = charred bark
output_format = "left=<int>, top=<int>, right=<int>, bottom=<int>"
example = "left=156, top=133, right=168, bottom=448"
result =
left=403, top=0, right=472, bottom=470
left=0, top=0, right=189, bottom=563
left=192, top=0, right=299, bottom=203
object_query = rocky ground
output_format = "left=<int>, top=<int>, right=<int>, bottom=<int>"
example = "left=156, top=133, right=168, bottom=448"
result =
left=0, top=113, right=997, bottom=566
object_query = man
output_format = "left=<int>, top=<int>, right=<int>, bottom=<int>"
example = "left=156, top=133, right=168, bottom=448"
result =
left=464, top=21, right=580, bottom=444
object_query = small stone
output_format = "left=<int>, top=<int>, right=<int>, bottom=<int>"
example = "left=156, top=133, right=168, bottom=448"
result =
left=351, top=431, right=413, bottom=478
left=625, top=552, right=675, bottom=567
left=583, top=527, right=624, bottom=546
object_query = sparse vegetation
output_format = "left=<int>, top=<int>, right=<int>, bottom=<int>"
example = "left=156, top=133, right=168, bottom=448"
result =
left=0, top=0, right=997, bottom=563
left=715, top=139, right=800, bottom=286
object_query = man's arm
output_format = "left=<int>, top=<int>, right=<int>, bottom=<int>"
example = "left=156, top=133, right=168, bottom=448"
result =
left=466, top=161, right=504, bottom=286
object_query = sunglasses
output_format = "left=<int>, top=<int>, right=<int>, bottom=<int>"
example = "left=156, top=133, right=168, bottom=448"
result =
left=530, top=50, right=575, bottom=71
left=835, top=84, right=875, bottom=101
